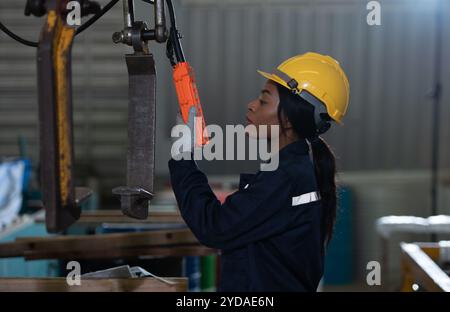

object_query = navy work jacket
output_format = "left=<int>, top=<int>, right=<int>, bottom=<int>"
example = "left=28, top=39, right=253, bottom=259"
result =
left=168, top=139, right=325, bottom=291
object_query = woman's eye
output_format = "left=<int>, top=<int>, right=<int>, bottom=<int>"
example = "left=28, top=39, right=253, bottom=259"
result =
left=259, top=99, right=266, bottom=105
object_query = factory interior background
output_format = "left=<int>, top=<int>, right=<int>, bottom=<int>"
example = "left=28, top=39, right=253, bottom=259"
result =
left=1, top=0, right=450, bottom=292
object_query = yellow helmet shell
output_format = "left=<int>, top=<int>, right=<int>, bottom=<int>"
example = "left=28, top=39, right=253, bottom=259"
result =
left=257, top=52, right=350, bottom=124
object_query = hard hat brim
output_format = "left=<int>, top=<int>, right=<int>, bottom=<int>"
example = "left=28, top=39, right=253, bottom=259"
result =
left=256, top=70, right=290, bottom=90
left=257, top=69, right=344, bottom=125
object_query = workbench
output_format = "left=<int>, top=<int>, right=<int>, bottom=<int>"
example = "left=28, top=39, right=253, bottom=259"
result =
left=0, top=277, right=187, bottom=292
left=0, top=210, right=217, bottom=292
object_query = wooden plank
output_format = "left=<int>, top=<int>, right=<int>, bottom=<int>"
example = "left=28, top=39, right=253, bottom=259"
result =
left=34, top=210, right=185, bottom=224
left=24, top=245, right=217, bottom=260
left=0, top=229, right=200, bottom=258
left=0, top=241, right=30, bottom=258
left=0, top=277, right=187, bottom=292
left=17, top=229, right=198, bottom=251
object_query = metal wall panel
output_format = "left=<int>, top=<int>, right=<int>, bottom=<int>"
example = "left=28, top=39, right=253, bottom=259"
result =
left=176, top=0, right=448, bottom=173
left=0, top=0, right=449, bottom=196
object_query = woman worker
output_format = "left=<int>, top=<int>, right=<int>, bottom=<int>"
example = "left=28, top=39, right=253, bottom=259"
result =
left=168, top=52, right=350, bottom=291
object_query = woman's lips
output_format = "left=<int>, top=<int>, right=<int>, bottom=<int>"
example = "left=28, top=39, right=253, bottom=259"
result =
left=246, top=117, right=253, bottom=124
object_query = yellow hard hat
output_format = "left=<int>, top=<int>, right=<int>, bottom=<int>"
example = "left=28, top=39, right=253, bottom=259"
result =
left=257, top=52, right=350, bottom=124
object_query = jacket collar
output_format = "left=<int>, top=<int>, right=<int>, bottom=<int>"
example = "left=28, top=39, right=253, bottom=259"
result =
left=261, top=139, right=310, bottom=163
left=278, top=139, right=310, bottom=162
left=239, top=139, right=310, bottom=189
left=258, top=139, right=310, bottom=171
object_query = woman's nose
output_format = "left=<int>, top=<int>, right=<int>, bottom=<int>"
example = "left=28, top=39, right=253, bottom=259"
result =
left=248, top=99, right=258, bottom=112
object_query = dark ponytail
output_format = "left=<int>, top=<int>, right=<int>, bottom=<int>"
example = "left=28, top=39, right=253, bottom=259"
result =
left=309, top=137, right=337, bottom=245
left=276, top=83, right=337, bottom=246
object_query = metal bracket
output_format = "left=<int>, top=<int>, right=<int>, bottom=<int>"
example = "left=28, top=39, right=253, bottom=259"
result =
left=112, top=0, right=168, bottom=219
left=112, top=53, right=157, bottom=219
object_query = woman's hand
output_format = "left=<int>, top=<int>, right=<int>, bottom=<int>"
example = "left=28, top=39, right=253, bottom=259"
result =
left=171, top=109, right=199, bottom=160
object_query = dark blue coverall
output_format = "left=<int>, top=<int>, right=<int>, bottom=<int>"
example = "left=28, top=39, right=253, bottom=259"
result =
left=168, top=139, right=325, bottom=291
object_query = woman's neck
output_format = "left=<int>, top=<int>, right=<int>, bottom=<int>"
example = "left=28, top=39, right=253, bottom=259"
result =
left=277, top=131, right=299, bottom=151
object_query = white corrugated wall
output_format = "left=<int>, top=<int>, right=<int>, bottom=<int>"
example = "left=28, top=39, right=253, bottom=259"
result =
left=1, top=0, right=449, bottom=189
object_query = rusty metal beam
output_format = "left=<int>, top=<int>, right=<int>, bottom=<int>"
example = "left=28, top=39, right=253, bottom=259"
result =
left=37, top=1, right=80, bottom=233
